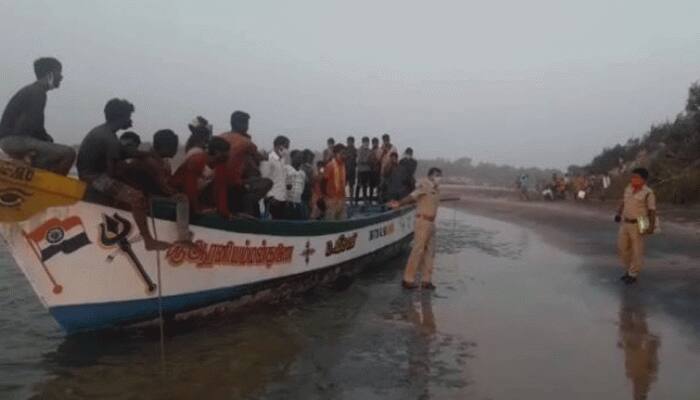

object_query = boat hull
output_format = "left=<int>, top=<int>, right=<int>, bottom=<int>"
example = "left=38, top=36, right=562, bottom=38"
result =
left=0, top=201, right=415, bottom=333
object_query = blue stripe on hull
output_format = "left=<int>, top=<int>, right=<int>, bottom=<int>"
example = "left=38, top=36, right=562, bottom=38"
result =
left=49, top=235, right=412, bottom=334
left=49, top=285, right=248, bottom=334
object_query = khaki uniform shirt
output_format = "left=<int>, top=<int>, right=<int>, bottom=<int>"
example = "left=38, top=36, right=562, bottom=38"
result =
left=622, top=185, right=656, bottom=220
left=411, top=177, right=440, bottom=218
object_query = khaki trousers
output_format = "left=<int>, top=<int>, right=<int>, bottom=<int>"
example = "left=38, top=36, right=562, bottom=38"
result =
left=618, top=223, right=644, bottom=277
left=404, top=218, right=436, bottom=283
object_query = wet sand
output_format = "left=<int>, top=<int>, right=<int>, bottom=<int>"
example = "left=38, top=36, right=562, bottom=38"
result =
left=1, top=203, right=700, bottom=399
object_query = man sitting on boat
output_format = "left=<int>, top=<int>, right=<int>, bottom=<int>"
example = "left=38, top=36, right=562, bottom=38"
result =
left=0, top=57, right=76, bottom=175
left=171, top=136, right=230, bottom=216
left=322, top=143, right=347, bottom=221
left=219, top=111, right=272, bottom=218
left=185, top=116, right=212, bottom=154
left=76, top=98, right=170, bottom=251
left=116, top=129, right=194, bottom=243
left=118, top=131, right=142, bottom=159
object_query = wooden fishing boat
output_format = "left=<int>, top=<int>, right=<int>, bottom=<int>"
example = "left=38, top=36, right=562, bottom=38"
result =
left=0, top=160, right=415, bottom=334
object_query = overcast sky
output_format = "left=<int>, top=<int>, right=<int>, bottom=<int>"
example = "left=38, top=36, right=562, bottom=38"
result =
left=1, top=0, right=699, bottom=169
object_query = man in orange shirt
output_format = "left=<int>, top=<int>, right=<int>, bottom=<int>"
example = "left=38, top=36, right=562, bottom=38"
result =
left=323, top=144, right=347, bottom=221
left=218, top=110, right=272, bottom=217
left=171, top=137, right=230, bottom=216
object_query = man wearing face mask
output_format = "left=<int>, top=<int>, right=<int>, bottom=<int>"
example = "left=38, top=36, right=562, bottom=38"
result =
left=262, top=135, right=291, bottom=219
left=615, top=168, right=657, bottom=284
left=0, top=57, right=75, bottom=175
left=388, top=167, right=443, bottom=290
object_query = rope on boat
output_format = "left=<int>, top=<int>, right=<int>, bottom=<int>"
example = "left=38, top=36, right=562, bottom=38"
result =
left=149, top=199, right=166, bottom=368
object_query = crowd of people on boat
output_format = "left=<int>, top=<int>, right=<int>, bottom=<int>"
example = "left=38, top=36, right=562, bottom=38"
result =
left=0, top=58, right=421, bottom=249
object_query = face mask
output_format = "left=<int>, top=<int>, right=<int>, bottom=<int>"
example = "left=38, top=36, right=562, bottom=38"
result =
left=432, top=176, right=442, bottom=185
left=630, top=175, right=644, bottom=189
left=404, top=154, right=412, bottom=160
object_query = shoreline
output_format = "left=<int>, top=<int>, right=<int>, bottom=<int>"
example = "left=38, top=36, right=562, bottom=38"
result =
left=442, top=185, right=700, bottom=237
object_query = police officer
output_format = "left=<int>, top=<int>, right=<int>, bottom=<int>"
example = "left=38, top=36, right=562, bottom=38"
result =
left=389, top=167, right=442, bottom=289
left=615, top=167, right=657, bottom=284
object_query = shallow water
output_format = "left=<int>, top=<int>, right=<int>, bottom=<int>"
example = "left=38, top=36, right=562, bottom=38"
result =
left=1, top=209, right=699, bottom=399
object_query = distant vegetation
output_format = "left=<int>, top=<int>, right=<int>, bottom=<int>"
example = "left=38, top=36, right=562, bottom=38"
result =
left=415, top=157, right=560, bottom=188
left=579, top=82, right=700, bottom=204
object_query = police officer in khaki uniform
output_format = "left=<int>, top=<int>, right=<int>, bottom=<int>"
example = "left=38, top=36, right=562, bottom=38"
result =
left=389, top=167, right=442, bottom=290
left=615, top=167, right=656, bottom=284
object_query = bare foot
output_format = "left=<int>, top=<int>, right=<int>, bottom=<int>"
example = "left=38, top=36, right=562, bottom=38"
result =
left=174, top=239, right=197, bottom=249
left=145, top=239, right=172, bottom=251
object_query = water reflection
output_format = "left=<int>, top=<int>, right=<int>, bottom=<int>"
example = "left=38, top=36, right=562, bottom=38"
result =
left=406, top=294, right=437, bottom=400
left=32, top=310, right=305, bottom=399
left=618, top=290, right=660, bottom=400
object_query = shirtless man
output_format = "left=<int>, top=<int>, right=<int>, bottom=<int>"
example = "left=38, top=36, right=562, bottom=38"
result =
left=0, top=57, right=75, bottom=174
left=76, top=99, right=169, bottom=251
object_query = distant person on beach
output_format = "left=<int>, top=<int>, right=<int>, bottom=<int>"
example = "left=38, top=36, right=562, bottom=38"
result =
left=355, top=136, right=372, bottom=204
left=77, top=98, right=170, bottom=251
left=322, top=143, right=347, bottom=220
left=323, top=137, right=335, bottom=163
left=615, top=167, right=657, bottom=284
left=171, top=136, right=230, bottom=216
left=0, top=57, right=75, bottom=175
left=518, top=174, right=530, bottom=201
left=601, top=173, right=612, bottom=201
left=345, top=136, right=357, bottom=201
left=219, top=111, right=272, bottom=218
left=389, top=167, right=443, bottom=290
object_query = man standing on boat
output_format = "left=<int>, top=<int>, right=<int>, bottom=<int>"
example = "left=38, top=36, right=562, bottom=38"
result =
left=262, top=135, right=291, bottom=219
left=219, top=111, right=272, bottom=218
left=389, top=167, right=443, bottom=290
left=0, top=57, right=76, bottom=175
left=323, top=144, right=347, bottom=220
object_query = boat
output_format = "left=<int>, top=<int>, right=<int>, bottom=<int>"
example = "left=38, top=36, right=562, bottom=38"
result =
left=0, top=159, right=415, bottom=334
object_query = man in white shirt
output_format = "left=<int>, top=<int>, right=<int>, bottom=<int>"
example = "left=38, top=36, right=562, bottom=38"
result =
left=285, top=150, right=307, bottom=220
left=262, top=135, right=290, bottom=219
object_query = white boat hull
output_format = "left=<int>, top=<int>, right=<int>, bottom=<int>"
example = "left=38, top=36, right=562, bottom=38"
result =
left=0, top=202, right=415, bottom=333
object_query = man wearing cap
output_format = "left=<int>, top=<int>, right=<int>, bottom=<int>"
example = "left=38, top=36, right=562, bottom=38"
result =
left=615, top=167, right=657, bottom=284
left=389, top=167, right=442, bottom=289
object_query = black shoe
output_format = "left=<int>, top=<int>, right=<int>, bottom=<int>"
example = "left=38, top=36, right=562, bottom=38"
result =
left=624, top=276, right=638, bottom=285
left=402, top=280, right=418, bottom=289
left=620, top=274, right=630, bottom=282
left=420, top=282, right=436, bottom=290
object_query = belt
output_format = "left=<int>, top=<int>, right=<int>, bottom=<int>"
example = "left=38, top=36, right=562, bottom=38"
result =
left=416, top=214, right=436, bottom=222
left=624, top=218, right=637, bottom=224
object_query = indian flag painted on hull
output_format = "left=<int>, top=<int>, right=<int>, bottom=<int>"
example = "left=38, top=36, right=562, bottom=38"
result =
left=26, top=216, right=91, bottom=262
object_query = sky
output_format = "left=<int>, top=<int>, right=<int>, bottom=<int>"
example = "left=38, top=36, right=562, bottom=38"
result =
left=1, top=0, right=699, bottom=169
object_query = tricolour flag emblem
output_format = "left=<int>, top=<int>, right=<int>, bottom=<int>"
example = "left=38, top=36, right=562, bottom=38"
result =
left=27, top=216, right=91, bottom=262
